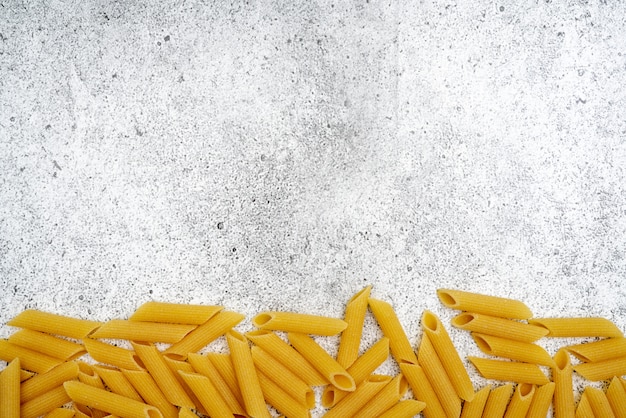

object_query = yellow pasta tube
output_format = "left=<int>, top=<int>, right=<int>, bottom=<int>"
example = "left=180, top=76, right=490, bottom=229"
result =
left=468, top=357, right=550, bottom=385
left=376, top=399, right=426, bottom=418
left=422, top=310, right=475, bottom=401
left=121, top=370, right=178, bottom=418
left=472, top=333, right=555, bottom=366
left=245, top=330, right=327, bottom=386
left=178, top=371, right=233, bottom=418
left=0, top=358, right=20, bottom=418
left=336, top=285, right=371, bottom=368
left=460, top=385, right=491, bottom=418
left=63, top=381, right=163, bottom=418
left=607, top=376, right=626, bottom=418
left=418, top=334, right=461, bottom=418
left=529, top=317, right=624, bottom=338
left=160, top=356, right=206, bottom=415
left=437, top=289, right=533, bottom=319
left=7, top=309, right=102, bottom=339
left=76, top=361, right=105, bottom=389
left=164, top=311, right=245, bottom=360
left=130, top=341, right=194, bottom=408
left=90, top=320, right=195, bottom=343
left=256, top=370, right=310, bottom=418
left=20, top=369, right=34, bottom=382
left=553, top=349, right=575, bottom=418
left=503, top=383, right=534, bottom=418
left=574, top=356, right=626, bottom=381
left=451, top=312, right=549, bottom=342
left=252, top=311, right=347, bottom=336
left=585, top=386, right=616, bottom=418
left=322, top=337, right=389, bottom=407
left=93, top=365, right=143, bottom=402
left=130, top=302, right=223, bottom=324
left=400, top=363, right=447, bottom=418
left=20, top=361, right=79, bottom=403
left=287, top=332, right=355, bottom=392
left=8, top=329, right=85, bottom=360
left=0, top=340, right=62, bottom=374
left=178, top=408, right=197, bottom=418
left=206, top=353, right=245, bottom=409
left=566, top=337, right=626, bottom=363
left=251, top=346, right=314, bottom=408
left=483, top=383, right=513, bottom=418
left=324, top=375, right=391, bottom=418
left=226, top=331, right=271, bottom=418
left=187, top=353, right=246, bottom=415
left=83, top=339, right=144, bottom=371
left=368, top=297, right=418, bottom=364
left=576, top=390, right=593, bottom=418
left=20, top=385, right=71, bottom=418
left=526, top=382, right=555, bottom=418
left=353, top=374, right=407, bottom=418
left=44, top=408, right=76, bottom=418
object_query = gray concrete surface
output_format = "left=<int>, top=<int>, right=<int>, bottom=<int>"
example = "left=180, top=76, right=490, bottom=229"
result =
left=1, top=0, right=626, bottom=415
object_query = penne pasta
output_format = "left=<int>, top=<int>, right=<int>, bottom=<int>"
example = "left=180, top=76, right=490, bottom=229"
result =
left=187, top=353, right=246, bottom=416
left=368, top=297, right=418, bottom=364
left=451, top=312, right=549, bottom=342
left=287, top=332, right=355, bottom=392
left=178, top=371, right=233, bottom=418
left=468, top=357, right=550, bottom=385
left=76, top=361, right=105, bottom=389
left=376, top=399, right=426, bottom=418
left=83, top=339, right=144, bottom=371
left=245, top=330, right=327, bottom=386
left=336, top=285, right=371, bottom=368
left=226, top=331, right=271, bottom=418
left=93, top=365, right=143, bottom=402
left=20, top=385, right=72, bottom=418
left=206, top=353, right=245, bottom=409
left=400, top=363, right=447, bottom=418
left=460, top=385, right=491, bottom=418
left=252, top=311, right=347, bottom=336
left=418, top=333, right=461, bottom=418
left=437, top=289, right=533, bottom=319
left=44, top=408, right=76, bottom=418
left=256, top=370, right=310, bottom=418
left=566, top=337, right=626, bottom=363
left=129, top=302, right=223, bottom=325
left=7, top=310, right=102, bottom=339
left=503, top=383, right=534, bottom=418
left=177, top=409, right=197, bottom=418
left=607, top=376, right=626, bottom=418
left=483, top=383, right=513, bottom=418
left=353, top=374, right=407, bottom=418
left=585, top=386, right=616, bottom=418
left=63, top=381, right=163, bottom=418
left=251, top=346, right=314, bottom=408
left=130, top=341, right=194, bottom=408
left=322, top=337, right=389, bottom=407
left=164, top=311, right=245, bottom=360
left=121, top=370, right=179, bottom=418
left=8, top=329, right=85, bottom=361
left=0, top=358, right=20, bottom=418
left=160, top=356, right=206, bottom=415
left=323, top=375, right=391, bottom=418
left=553, top=348, right=575, bottom=418
left=422, top=310, right=475, bottom=401
left=574, top=355, right=626, bottom=381
left=20, top=361, right=79, bottom=403
left=90, top=320, right=195, bottom=344
left=526, top=382, right=555, bottom=418
left=576, top=391, right=593, bottom=418
left=0, top=340, right=62, bottom=374
left=20, top=369, right=35, bottom=382
left=529, top=317, right=624, bottom=338
left=472, top=333, right=555, bottom=366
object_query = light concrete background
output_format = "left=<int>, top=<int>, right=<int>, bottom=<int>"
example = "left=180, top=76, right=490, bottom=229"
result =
left=1, top=0, right=625, bottom=415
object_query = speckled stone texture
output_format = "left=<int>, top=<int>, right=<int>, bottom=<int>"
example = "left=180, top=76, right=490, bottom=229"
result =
left=1, top=0, right=625, bottom=415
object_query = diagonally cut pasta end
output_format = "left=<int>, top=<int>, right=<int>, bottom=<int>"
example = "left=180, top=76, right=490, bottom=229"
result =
left=437, top=289, right=459, bottom=309
left=330, top=372, right=356, bottom=392
left=554, top=349, right=571, bottom=371
left=252, top=313, right=274, bottom=328
left=421, top=310, right=440, bottom=332
left=451, top=313, right=475, bottom=328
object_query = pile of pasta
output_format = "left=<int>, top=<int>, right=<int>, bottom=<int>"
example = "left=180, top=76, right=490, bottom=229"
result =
left=0, top=287, right=625, bottom=417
